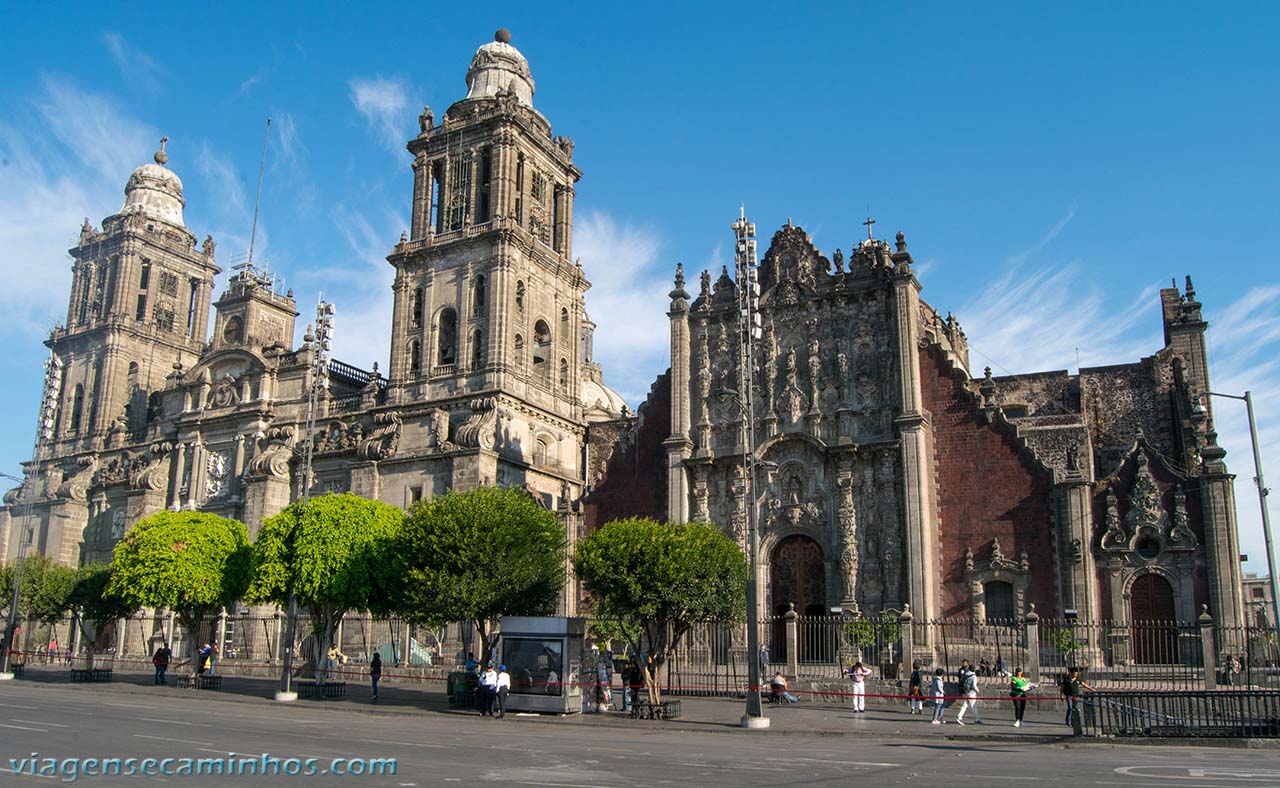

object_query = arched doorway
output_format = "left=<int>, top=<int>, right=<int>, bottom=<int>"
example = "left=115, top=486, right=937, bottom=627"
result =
left=1130, top=573, right=1177, bottom=665
left=769, top=535, right=826, bottom=663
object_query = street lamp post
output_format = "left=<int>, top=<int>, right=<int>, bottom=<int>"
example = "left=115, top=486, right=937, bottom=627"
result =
left=1, top=351, right=63, bottom=680
left=275, top=298, right=335, bottom=702
left=731, top=209, right=769, bottom=729
left=1201, top=390, right=1280, bottom=639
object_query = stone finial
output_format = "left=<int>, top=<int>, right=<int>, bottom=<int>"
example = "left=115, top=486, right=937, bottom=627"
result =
left=154, top=136, right=169, bottom=166
left=1025, top=602, right=1039, bottom=622
left=399, top=230, right=408, bottom=244
left=495, top=28, right=511, bottom=43
left=674, top=261, right=685, bottom=289
left=1185, top=275, right=1196, bottom=301
left=1198, top=603, right=1213, bottom=625
left=984, top=366, right=993, bottom=380
left=895, top=230, right=907, bottom=253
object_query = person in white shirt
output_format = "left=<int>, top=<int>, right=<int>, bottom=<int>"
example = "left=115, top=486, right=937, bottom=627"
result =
left=496, top=665, right=512, bottom=718
left=847, top=661, right=872, bottom=713
left=955, top=667, right=982, bottom=725
left=478, top=665, right=499, bottom=717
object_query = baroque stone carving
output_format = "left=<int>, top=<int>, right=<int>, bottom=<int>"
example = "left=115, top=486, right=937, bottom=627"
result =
left=208, top=374, right=239, bottom=409
left=56, top=455, right=97, bottom=502
left=248, top=426, right=295, bottom=479
left=426, top=408, right=458, bottom=452
left=454, top=399, right=495, bottom=451
left=358, top=411, right=403, bottom=459
left=130, top=442, right=173, bottom=491
left=205, top=450, right=231, bottom=499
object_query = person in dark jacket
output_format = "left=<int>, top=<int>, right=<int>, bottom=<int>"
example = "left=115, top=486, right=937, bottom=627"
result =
left=152, top=643, right=172, bottom=685
left=370, top=653, right=382, bottom=700
left=907, top=660, right=924, bottom=714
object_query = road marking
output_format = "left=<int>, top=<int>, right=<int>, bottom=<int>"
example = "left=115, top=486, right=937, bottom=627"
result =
left=0, top=702, right=37, bottom=710
left=195, top=748, right=236, bottom=756
left=0, top=722, right=49, bottom=732
left=969, top=778, right=1042, bottom=782
left=10, top=719, right=69, bottom=728
left=140, top=717, right=194, bottom=726
left=1115, top=765, right=1280, bottom=782
left=134, top=734, right=214, bottom=746
left=0, top=766, right=55, bottom=779
left=789, top=758, right=901, bottom=767
left=359, top=738, right=449, bottom=749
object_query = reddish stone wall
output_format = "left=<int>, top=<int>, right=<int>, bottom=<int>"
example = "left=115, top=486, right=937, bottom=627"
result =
left=582, top=371, right=671, bottom=532
left=919, top=347, right=1059, bottom=617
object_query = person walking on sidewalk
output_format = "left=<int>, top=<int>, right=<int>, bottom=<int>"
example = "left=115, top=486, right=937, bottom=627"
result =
left=907, top=661, right=924, bottom=714
left=954, top=665, right=982, bottom=725
left=930, top=668, right=947, bottom=724
left=152, top=642, right=172, bottom=685
left=1009, top=667, right=1037, bottom=727
left=847, top=661, right=872, bottom=713
left=1061, top=667, right=1094, bottom=729
left=369, top=653, right=382, bottom=700
left=496, top=665, right=511, bottom=718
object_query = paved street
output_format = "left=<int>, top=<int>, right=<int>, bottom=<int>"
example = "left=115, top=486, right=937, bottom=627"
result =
left=2, top=676, right=1279, bottom=787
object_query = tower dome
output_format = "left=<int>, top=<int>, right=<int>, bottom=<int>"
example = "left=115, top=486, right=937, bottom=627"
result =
left=464, top=29, right=535, bottom=107
left=121, top=137, right=186, bottom=227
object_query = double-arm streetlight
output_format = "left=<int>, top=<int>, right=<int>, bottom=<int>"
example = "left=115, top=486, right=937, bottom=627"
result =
left=1199, top=390, right=1280, bottom=636
left=275, top=298, right=335, bottom=701
left=1, top=351, right=63, bottom=679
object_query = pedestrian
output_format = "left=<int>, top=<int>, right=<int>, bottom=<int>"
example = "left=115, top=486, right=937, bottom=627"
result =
left=930, top=668, right=947, bottom=724
left=64, top=645, right=72, bottom=666
left=370, top=652, right=382, bottom=700
left=197, top=642, right=212, bottom=676
left=1009, top=667, right=1037, bottom=727
left=847, top=661, right=872, bottom=713
left=478, top=663, right=498, bottom=716
left=956, top=659, right=971, bottom=686
left=954, top=664, right=982, bottom=725
left=1060, top=667, right=1094, bottom=729
left=994, top=656, right=1008, bottom=677
left=907, top=660, right=924, bottom=714
left=595, top=648, right=613, bottom=711
left=496, top=664, right=511, bottom=718
left=48, top=639, right=58, bottom=666
left=1224, top=655, right=1242, bottom=686
left=464, top=651, right=479, bottom=673
left=152, top=642, right=172, bottom=685
left=626, top=658, right=643, bottom=711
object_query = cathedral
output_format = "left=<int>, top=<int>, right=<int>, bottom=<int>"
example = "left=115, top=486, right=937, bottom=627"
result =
left=1, top=31, right=1247, bottom=635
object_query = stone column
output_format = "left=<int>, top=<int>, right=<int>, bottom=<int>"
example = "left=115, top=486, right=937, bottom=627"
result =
left=1024, top=604, right=1041, bottom=683
left=785, top=604, right=799, bottom=677
left=400, top=622, right=411, bottom=667
left=899, top=606, right=915, bottom=677
left=1199, top=436, right=1246, bottom=633
left=216, top=608, right=228, bottom=662
left=1199, top=606, right=1217, bottom=690
left=891, top=259, right=939, bottom=627
left=664, top=265, right=692, bottom=523
left=168, top=443, right=186, bottom=510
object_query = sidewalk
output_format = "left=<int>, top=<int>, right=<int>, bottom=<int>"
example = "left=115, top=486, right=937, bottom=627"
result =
left=12, top=665, right=1077, bottom=743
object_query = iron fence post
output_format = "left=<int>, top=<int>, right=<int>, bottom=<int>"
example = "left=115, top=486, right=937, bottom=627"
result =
left=1025, top=604, right=1041, bottom=683
left=784, top=604, right=798, bottom=677
left=1199, top=606, right=1217, bottom=690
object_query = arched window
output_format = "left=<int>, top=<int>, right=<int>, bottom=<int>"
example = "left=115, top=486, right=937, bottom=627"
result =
left=515, top=280, right=525, bottom=312
left=514, top=334, right=524, bottom=371
left=470, top=329, right=484, bottom=370
left=983, top=581, right=1015, bottom=623
left=532, top=320, right=551, bottom=387
left=409, top=340, right=422, bottom=375
left=436, top=308, right=458, bottom=366
left=473, top=275, right=486, bottom=315
left=410, top=287, right=424, bottom=329
left=69, top=384, right=85, bottom=434
left=560, top=306, right=569, bottom=333
left=534, top=438, right=549, bottom=466
left=558, top=357, right=568, bottom=390
left=127, top=362, right=140, bottom=390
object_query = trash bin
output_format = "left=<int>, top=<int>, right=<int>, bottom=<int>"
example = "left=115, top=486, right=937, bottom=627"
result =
left=447, top=670, right=476, bottom=708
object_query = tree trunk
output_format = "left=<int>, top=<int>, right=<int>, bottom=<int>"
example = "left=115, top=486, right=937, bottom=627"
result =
left=477, top=620, right=494, bottom=668
left=179, top=612, right=204, bottom=675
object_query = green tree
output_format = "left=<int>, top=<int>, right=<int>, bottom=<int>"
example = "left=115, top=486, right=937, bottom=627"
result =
left=108, top=511, right=251, bottom=672
left=574, top=517, right=747, bottom=704
left=67, top=564, right=138, bottom=670
left=1, top=555, right=74, bottom=660
left=247, top=493, right=403, bottom=683
left=392, top=486, right=565, bottom=665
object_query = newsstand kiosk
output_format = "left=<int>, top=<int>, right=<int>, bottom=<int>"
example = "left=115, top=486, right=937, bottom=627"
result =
left=498, top=616, right=586, bottom=714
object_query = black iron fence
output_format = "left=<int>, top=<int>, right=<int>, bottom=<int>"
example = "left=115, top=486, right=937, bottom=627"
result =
left=1084, top=690, right=1280, bottom=738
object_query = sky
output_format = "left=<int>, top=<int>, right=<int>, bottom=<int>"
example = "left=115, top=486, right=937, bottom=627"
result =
left=1, top=2, right=1278, bottom=576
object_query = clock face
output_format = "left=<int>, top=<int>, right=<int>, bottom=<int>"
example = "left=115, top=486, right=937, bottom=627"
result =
left=223, top=315, right=243, bottom=343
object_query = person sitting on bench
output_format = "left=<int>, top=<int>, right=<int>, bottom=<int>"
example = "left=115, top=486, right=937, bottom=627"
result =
left=770, top=671, right=798, bottom=703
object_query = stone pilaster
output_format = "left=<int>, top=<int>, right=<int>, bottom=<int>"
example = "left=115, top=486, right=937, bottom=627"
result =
left=1199, top=435, right=1245, bottom=630
left=665, top=264, right=691, bottom=523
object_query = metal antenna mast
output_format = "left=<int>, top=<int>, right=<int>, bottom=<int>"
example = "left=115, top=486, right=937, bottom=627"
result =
left=247, top=117, right=271, bottom=268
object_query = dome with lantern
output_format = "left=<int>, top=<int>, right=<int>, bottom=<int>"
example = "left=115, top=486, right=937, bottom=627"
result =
left=120, top=138, right=186, bottom=227
left=464, top=29, right=536, bottom=107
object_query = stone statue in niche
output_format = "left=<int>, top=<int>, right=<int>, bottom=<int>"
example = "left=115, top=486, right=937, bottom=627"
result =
left=807, top=339, right=822, bottom=409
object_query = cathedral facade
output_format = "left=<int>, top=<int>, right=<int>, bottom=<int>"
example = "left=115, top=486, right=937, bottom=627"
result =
left=0, top=31, right=628, bottom=616
left=3, top=30, right=1247, bottom=637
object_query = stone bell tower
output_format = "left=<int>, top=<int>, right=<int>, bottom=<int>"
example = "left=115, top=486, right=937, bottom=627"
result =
left=50, top=139, right=220, bottom=453
left=386, top=29, right=586, bottom=427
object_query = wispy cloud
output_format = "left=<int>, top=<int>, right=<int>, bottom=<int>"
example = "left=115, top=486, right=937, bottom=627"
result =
left=101, top=32, right=165, bottom=94
left=0, top=78, right=156, bottom=337
left=575, top=210, right=670, bottom=404
left=348, top=76, right=412, bottom=154
left=272, top=112, right=303, bottom=165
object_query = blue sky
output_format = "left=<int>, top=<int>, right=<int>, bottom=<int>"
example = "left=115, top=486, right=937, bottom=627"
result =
left=1, top=2, right=1278, bottom=576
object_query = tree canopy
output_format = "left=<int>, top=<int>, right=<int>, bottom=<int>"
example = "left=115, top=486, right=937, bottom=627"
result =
left=247, top=492, right=404, bottom=680
left=109, top=510, right=251, bottom=668
left=574, top=517, right=747, bottom=703
left=67, top=563, right=138, bottom=669
left=393, top=485, right=566, bottom=663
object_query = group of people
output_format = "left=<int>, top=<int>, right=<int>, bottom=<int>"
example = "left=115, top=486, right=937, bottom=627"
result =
left=34, top=641, right=74, bottom=665
left=475, top=662, right=512, bottom=717
left=902, top=658, right=1091, bottom=728
left=149, top=641, right=217, bottom=684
